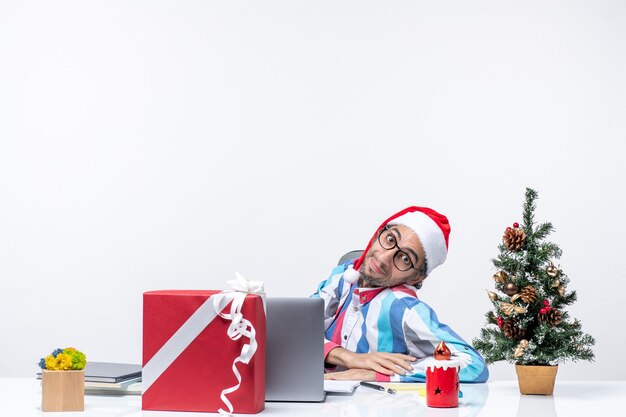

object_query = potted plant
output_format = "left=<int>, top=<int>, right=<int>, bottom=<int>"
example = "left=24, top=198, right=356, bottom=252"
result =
left=473, top=188, right=594, bottom=395
left=38, top=347, right=86, bottom=411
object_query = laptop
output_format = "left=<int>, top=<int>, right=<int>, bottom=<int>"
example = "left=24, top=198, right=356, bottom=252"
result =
left=265, top=297, right=326, bottom=402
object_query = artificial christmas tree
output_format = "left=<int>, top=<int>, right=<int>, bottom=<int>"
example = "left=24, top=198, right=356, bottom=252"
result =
left=473, top=188, right=594, bottom=395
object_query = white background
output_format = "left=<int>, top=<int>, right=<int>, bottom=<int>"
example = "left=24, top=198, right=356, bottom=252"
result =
left=1, top=1, right=624, bottom=380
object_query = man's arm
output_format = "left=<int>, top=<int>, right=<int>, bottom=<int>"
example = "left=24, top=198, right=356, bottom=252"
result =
left=311, top=263, right=356, bottom=359
left=377, top=301, right=489, bottom=383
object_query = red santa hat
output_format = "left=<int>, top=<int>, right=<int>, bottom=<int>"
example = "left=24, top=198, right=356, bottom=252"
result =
left=343, top=206, right=451, bottom=284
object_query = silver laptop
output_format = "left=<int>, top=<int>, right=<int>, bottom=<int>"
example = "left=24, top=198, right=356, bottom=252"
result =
left=265, top=297, right=326, bottom=402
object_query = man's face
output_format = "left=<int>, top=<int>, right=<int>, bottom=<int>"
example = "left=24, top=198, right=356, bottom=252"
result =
left=360, top=224, right=426, bottom=288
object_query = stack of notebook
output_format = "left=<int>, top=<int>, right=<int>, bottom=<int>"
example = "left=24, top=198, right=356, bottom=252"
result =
left=38, top=362, right=142, bottom=395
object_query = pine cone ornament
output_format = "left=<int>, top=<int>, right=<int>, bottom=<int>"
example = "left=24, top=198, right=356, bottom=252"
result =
left=519, top=286, right=537, bottom=304
left=502, top=318, right=525, bottom=340
left=538, top=309, right=563, bottom=326
left=503, top=227, right=526, bottom=251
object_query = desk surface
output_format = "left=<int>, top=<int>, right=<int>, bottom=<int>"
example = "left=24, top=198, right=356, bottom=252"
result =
left=2, top=378, right=623, bottom=417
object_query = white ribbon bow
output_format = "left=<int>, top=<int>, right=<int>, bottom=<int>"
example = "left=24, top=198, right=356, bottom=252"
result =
left=213, top=273, right=265, bottom=416
left=226, top=272, right=265, bottom=294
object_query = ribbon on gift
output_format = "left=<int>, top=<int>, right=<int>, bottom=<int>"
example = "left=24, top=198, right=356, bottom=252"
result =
left=142, top=273, right=265, bottom=415
left=212, top=273, right=265, bottom=415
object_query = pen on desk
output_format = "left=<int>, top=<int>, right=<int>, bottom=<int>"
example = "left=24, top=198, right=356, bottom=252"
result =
left=372, top=384, right=463, bottom=398
left=360, top=382, right=397, bottom=395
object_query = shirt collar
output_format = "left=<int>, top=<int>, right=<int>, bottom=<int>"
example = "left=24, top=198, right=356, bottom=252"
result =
left=352, top=284, right=418, bottom=304
left=353, top=286, right=386, bottom=305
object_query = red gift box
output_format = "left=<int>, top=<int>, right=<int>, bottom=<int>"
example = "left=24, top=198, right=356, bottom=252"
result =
left=142, top=289, right=266, bottom=414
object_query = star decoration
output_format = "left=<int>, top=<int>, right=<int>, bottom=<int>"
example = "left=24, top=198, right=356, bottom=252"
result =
left=434, top=386, right=442, bottom=395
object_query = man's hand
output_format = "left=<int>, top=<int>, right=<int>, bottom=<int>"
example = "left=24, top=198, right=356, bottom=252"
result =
left=326, top=347, right=416, bottom=376
left=324, top=369, right=376, bottom=381
left=345, top=351, right=416, bottom=375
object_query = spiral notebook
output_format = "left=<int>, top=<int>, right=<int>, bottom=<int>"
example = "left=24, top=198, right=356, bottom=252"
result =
left=323, top=380, right=360, bottom=394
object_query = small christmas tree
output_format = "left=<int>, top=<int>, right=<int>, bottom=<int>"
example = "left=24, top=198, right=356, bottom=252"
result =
left=473, top=188, right=594, bottom=366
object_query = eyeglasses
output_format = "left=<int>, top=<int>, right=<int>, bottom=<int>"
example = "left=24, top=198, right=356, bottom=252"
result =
left=377, top=226, right=420, bottom=272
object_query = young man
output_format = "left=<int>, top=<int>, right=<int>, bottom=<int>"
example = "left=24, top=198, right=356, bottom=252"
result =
left=313, top=206, right=488, bottom=383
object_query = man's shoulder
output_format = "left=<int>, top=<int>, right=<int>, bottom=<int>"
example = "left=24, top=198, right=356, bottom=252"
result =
left=329, top=262, right=351, bottom=279
left=378, top=289, right=442, bottom=323
left=317, top=262, right=352, bottom=289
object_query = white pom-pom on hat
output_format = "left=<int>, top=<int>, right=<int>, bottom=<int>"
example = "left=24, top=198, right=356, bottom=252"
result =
left=342, top=264, right=360, bottom=284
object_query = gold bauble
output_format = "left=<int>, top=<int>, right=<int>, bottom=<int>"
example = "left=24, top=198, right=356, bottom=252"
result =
left=503, top=282, right=520, bottom=296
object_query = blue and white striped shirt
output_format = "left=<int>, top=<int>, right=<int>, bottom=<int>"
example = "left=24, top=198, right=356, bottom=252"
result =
left=313, top=262, right=489, bottom=383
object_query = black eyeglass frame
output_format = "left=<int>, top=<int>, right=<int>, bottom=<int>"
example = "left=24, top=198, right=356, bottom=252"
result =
left=377, top=225, right=421, bottom=272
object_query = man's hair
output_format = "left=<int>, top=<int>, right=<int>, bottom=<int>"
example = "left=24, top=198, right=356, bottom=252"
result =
left=416, top=259, right=428, bottom=281
left=412, top=259, right=428, bottom=289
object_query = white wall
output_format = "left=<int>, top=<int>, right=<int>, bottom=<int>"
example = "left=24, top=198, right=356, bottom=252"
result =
left=1, top=1, right=624, bottom=380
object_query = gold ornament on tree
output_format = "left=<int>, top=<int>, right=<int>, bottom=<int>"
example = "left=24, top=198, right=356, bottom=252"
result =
left=493, top=271, right=508, bottom=283
left=514, top=339, right=529, bottom=358
left=546, top=261, right=559, bottom=277
left=551, top=278, right=566, bottom=297
left=503, top=225, right=526, bottom=251
left=500, top=302, right=527, bottom=316
left=503, top=282, right=520, bottom=296
left=487, top=290, right=499, bottom=302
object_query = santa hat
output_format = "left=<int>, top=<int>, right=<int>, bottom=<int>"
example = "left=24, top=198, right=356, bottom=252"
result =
left=343, top=206, right=451, bottom=284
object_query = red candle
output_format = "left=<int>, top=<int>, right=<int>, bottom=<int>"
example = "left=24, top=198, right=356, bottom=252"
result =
left=426, top=341, right=460, bottom=408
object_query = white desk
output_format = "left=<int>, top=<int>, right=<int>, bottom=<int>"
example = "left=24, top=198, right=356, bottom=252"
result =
left=1, top=378, right=623, bottom=417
